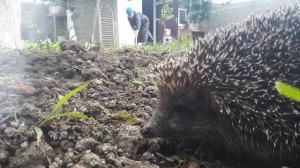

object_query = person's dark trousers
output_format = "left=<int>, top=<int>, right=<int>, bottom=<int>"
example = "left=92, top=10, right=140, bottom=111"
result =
left=138, top=22, right=153, bottom=43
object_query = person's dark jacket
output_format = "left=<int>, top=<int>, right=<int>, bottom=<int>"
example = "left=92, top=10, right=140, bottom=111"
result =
left=128, top=11, right=149, bottom=30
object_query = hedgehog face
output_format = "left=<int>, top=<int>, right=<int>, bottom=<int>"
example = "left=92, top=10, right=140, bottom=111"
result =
left=141, top=87, right=219, bottom=139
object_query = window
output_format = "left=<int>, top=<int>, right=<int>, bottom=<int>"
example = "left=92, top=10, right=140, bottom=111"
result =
left=178, top=8, right=186, bottom=26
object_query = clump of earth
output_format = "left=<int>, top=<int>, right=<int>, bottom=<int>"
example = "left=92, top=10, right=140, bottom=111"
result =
left=0, top=41, right=230, bottom=168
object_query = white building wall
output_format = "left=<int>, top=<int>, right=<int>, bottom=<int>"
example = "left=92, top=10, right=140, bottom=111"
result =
left=117, top=0, right=142, bottom=47
left=199, top=0, right=297, bottom=33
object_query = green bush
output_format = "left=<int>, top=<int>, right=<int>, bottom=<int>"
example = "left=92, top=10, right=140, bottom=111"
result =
left=22, top=39, right=61, bottom=53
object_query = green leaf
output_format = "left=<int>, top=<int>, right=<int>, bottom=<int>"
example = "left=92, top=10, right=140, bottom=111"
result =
left=40, top=111, right=98, bottom=126
left=45, top=112, right=90, bottom=121
left=132, top=78, right=144, bottom=86
left=52, top=82, right=90, bottom=113
left=34, top=126, right=43, bottom=138
left=115, top=110, right=141, bottom=125
left=275, top=81, right=300, bottom=102
left=34, top=127, right=43, bottom=147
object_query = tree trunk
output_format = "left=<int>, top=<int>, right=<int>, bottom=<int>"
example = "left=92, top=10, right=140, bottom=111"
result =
left=91, top=0, right=101, bottom=43
left=0, top=0, right=21, bottom=49
left=66, top=0, right=77, bottom=41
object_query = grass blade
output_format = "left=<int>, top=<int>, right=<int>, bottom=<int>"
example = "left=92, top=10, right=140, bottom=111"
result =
left=40, top=111, right=96, bottom=126
left=46, top=112, right=90, bottom=121
left=52, top=82, right=90, bottom=113
left=275, top=81, right=300, bottom=102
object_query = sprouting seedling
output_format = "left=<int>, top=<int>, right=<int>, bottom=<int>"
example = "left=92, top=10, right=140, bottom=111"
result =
left=35, top=82, right=99, bottom=146
left=38, top=82, right=99, bottom=127
left=34, top=126, right=43, bottom=147
left=52, top=82, right=90, bottom=113
left=275, top=81, right=300, bottom=102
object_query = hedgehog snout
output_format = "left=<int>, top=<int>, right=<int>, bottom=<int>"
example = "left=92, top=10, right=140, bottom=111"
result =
left=140, top=124, right=155, bottom=138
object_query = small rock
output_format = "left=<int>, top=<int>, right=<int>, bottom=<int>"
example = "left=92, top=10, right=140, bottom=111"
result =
left=150, top=98, right=157, bottom=106
left=60, top=131, right=69, bottom=140
left=112, top=74, right=125, bottom=84
left=63, top=149, right=76, bottom=164
left=61, top=67, right=77, bottom=79
left=31, top=166, right=46, bottom=168
left=141, top=151, right=157, bottom=162
left=60, top=124, right=71, bottom=131
left=49, top=157, right=63, bottom=168
left=71, top=164, right=86, bottom=168
left=80, top=150, right=105, bottom=167
left=4, top=127, right=16, bottom=137
left=105, top=152, right=116, bottom=164
left=8, top=142, right=54, bottom=167
left=48, top=131, right=59, bottom=140
left=145, top=86, right=157, bottom=92
left=123, top=70, right=135, bottom=79
left=97, top=143, right=112, bottom=154
left=119, top=156, right=159, bottom=168
left=60, top=140, right=75, bottom=150
left=82, top=68, right=107, bottom=80
left=116, top=101, right=127, bottom=109
left=148, top=139, right=161, bottom=153
left=75, top=138, right=99, bottom=151
left=0, top=123, right=7, bottom=132
left=21, top=141, right=28, bottom=149
left=128, top=103, right=137, bottom=110
left=59, top=40, right=86, bottom=53
left=117, top=148, right=124, bottom=155
left=144, top=106, right=153, bottom=113
left=105, top=100, right=116, bottom=108
left=0, top=145, right=9, bottom=163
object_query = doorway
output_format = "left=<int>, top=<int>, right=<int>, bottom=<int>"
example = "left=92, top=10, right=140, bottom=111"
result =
left=142, top=0, right=154, bottom=39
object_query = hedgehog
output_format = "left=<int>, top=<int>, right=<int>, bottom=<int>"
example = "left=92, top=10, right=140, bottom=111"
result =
left=140, top=4, right=300, bottom=168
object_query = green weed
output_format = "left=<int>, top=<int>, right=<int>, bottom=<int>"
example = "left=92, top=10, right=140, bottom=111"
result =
left=38, top=82, right=98, bottom=127
left=22, top=39, right=61, bottom=53
left=115, top=110, right=142, bottom=125
left=100, top=46, right=119, bottom=54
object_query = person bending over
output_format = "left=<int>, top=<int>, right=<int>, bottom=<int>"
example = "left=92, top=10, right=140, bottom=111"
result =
left=126, top=7, right=153, bottom=44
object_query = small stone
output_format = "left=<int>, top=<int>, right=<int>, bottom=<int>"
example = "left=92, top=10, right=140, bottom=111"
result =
left=63, top=150, right=75, bottom=164
left=75, top=138, right=99, bottom=151
left=21, top=141, right=28, bottom=149
left=141, top=151, right=157, bottom=162
left=97, top=143, right=112, bottom=154
left=61, top=140, right=75, bottom=150
left=0, top=123, right=7, bottom=132
left=144, top=106, right=153, bottom=113
left=105, top=152, right=116, bottom=164
left=0, top=147, right=9, bottom=163
left=150, top=98, right=157, bottom=106
left=4, top=127, right=15, bottom=138
left=71, top=164, right=86, bottom=168
left=60, top=124, right=71, bottom=131
left=60, top=131, right=69, bottom=140
left=117, top=148, right=124, bottom=155
left=80, top=150, right=103, bottom=167
left=31, top=166, right=46, bottom=168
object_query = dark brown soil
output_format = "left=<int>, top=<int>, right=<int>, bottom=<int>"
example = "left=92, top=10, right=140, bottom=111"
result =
left=0, top=45, right=230, bottom=168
